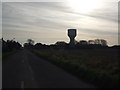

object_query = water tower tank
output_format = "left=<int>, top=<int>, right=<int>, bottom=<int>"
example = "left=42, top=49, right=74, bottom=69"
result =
left=68, top=29, right=77, bottom=46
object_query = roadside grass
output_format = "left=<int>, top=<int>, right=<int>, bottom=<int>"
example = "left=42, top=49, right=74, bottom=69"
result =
left=31, top=49, right=119, bottom=88
left=2, top=50, right=17, bottom=59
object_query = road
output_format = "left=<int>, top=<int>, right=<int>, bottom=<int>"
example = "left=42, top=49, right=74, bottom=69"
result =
left=2, top=49, right=96, bottom=88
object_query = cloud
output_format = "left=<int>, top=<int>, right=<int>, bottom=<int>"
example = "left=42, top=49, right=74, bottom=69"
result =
left=2, top=1, right=118, bottom=45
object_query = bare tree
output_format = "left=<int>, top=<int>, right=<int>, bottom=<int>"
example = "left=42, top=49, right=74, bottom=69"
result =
left=79, top=40, right=88, bottom=45
left=88, top=40, right=95, bottom=44
left=100, top=39, right=107, bottom=46
left=27, top=39, right=34, bottom=45
left=94, top=39, right=101, bottom=44
left=55, top=41, right=67, bottom=46
left=94, top=39, right=107, bottom=46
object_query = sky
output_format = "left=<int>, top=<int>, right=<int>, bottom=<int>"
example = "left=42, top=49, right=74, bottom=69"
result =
left=2, top=0, right=119, bottom=46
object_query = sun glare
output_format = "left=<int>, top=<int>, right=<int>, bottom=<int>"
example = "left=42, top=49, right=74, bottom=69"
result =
left=67, top=0, right=102, bottom=14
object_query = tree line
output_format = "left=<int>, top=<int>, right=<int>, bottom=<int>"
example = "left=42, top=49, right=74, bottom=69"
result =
left=24, top=38, right=109, bottom=49
left=1, top=38, right=119, bottom=52
left=2, top=38, right=22, bottom=52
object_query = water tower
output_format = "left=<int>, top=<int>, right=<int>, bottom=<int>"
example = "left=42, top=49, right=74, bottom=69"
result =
left=68, top=29, right=77, bottom=46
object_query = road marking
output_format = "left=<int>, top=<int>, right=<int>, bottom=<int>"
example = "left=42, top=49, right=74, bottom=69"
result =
left=22, top=55, right=25, bottom=63
left=21, top=81, right=24, bottom=89
left=32, top=77, right=35, bottom=81
left=28, top=65, right=35, bottom=81
left=22, top=59, right=24, bottom=63
left=28, top=65, right=33, bottom=73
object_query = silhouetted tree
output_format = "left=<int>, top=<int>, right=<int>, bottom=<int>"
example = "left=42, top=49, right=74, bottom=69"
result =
left=94, top=39, right=107, bottom=46
left=55, top=41, right=67, bottom=49
left=23, top=39, right=35, bottom=49
left=35, top=43, right=42, bottom=47
left=88, top=40, right=95, bottom=44
left=27, top=39, right=34, bottom=45
left=2, top=38, right=22, bottom=52
left=75, top=40, right=79, bottom=45
left=34, top=43, right=43, bottom=49
left=23, top=43, right=29, bottom=48
left=100, top=39, right=107, bottom=46
left=94, top=39, right=101, bottom=45
left=79, top=40, right=88, bottom=45
left=111, top=45, right=120, bottom=49
left=55, top=41, right=67, bottom=46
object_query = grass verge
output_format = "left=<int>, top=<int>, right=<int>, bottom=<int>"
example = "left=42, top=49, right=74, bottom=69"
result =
left=31, top=49, right=119, bottom=88
left=2, top=50, right=17, bottom=60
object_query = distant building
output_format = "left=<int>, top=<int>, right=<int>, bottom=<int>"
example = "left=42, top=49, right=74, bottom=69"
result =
left=68, top=29, right=77, bottom=46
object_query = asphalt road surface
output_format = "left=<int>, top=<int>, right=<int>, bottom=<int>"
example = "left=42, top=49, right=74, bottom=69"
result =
left=3, top=49, right=96, bottom=88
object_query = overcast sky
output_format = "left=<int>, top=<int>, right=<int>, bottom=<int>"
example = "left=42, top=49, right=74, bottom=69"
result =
left=2, top=0, right=119, bottom=46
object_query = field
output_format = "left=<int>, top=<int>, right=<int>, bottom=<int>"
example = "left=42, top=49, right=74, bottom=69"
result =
left=32, top=48, right=119, bottom=88
left=2, top=50, right=17, bottom=59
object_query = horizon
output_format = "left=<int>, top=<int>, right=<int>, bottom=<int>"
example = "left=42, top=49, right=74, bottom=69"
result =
left=1, top=37, right=119, bottom=47
left=2, top=0, right=119, bottom=46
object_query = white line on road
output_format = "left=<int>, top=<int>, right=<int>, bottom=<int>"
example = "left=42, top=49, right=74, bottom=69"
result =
left=22, top=59, right=24, bottom=63
left=28, top=65, right=35, bottom=81
left=22, top=55, right=25, bottom=63
left=21, top=81, right=24, bottom=89
left=32, top=77, right=35, bottom=81
left=28, top=65, right=33, bottom=74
